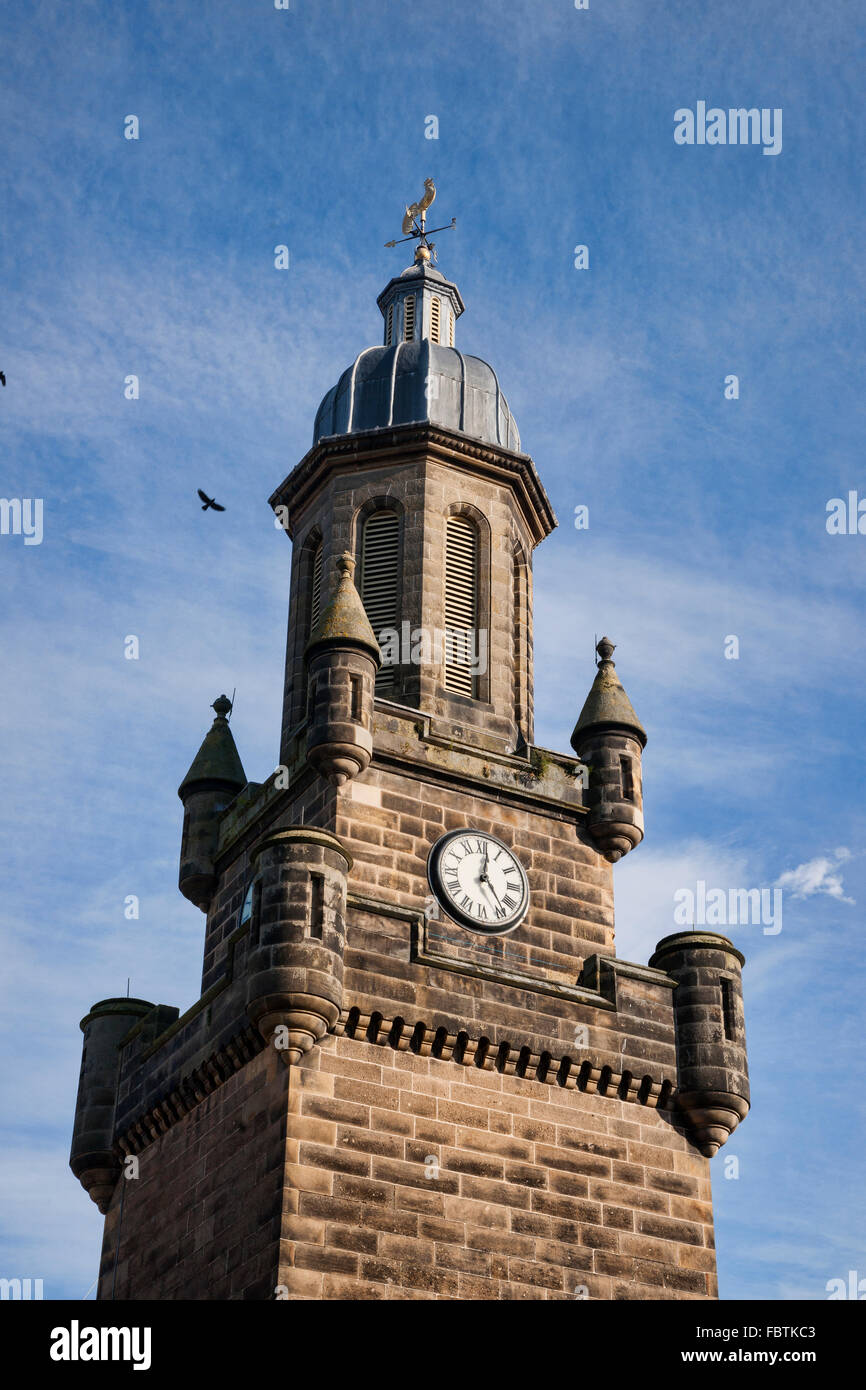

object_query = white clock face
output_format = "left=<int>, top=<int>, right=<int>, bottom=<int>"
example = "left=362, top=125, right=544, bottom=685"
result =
left=427, top=829, right=530, bottom=935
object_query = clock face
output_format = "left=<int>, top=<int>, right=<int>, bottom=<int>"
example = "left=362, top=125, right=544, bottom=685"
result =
left=427, top=829, right=530, bottom=936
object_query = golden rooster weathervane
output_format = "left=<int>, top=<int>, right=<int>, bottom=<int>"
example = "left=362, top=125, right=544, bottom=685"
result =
left=385, top=178, right=456, bottom=264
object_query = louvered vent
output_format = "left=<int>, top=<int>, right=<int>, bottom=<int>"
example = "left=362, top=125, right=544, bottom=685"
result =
left=386, top=304, right=394, bottom=346
left=309, top=540, right=324, bottom=636
left=430, top=297, right=441, bottom=344
left=444, top=515, right=479, bottom=698
left=448, top=312, right=454, bottom=347
left=361, top=511, right=400, bottom=692
left=403, top=296, right=415, bottom=342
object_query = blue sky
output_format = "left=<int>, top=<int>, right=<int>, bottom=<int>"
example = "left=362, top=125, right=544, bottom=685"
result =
left=1, top=0, right=863, bottom=1300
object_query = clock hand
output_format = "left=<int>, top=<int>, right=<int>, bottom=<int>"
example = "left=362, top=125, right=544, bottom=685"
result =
left=482, top=878, right=504, bottom=908
left=480, top=846, right=489, bottom=882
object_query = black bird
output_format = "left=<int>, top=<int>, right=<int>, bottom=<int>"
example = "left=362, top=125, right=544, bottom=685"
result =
left=197, top=488, right=225, bottom=512
left=0, top=372, right=5, bottom=387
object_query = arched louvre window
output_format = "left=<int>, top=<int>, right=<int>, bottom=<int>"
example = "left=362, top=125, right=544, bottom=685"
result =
left=386, top=303, right=394, bottom=346
left=445, top=515, right=479, bottom=698
left=513, top=549, right=527, bottom=736
left=430, top=297, right=441, bottom=344
left=308, top=539, right=324, bottom=637
left=360, top=510, right=400, bottom=692
left=403, top=296, right=415, bottom=342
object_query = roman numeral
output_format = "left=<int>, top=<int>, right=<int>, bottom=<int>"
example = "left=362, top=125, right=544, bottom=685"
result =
left=474, top=838, right=485, bottom=853
left=502, top=894, right=517, bottom=910
left=460, top=840, right=473, bottom=855
left=476, top=903, right=488, bottom=919
left=460, top=895, right=472, bottom=910
left=493, top=905, right=507, bottom=919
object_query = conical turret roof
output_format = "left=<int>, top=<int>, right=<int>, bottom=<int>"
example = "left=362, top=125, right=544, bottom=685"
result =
left=571, top=638, right=646, bottom=749
left=178, top=695, right=247, bottom=799
left=305, top=553, right=381, bottom=664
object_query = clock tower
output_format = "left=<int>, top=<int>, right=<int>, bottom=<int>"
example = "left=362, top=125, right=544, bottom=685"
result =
left=71, top=227, right=750, bottom=1301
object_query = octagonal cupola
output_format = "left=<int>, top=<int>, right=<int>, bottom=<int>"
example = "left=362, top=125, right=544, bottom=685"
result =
left=376, top=255, right=464, bottom=349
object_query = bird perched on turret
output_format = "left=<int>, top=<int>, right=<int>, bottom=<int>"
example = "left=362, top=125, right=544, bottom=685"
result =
left=402, top=178, right=436, bottom=235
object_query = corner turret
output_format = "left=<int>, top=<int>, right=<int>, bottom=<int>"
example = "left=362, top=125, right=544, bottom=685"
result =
left=305, top=553, right=380, bottom=786
left=649, top=931, right=750, bottom=1156
left=570, top=637, right=646, bottom=862
left=245, top=827, right=352, bottom=1064
left=70, top=996, right=156, bottom=1211
left=178, top=695, right=247, bottom=911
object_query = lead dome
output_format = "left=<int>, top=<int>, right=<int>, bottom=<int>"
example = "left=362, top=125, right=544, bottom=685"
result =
left=313, top=258, right=521, bottom=452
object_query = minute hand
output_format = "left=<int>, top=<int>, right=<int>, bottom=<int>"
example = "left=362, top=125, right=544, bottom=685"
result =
left=483, top=878, right=504, bottom=908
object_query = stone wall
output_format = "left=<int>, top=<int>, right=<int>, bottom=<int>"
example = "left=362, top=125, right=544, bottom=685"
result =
left=278, top=1034, right=716, bottom=1300
left=98, top=1046, right=286, bottom=1301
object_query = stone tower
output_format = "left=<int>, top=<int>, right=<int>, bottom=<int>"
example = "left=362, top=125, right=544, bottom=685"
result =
left=70, top=231, right=750, bottom=1301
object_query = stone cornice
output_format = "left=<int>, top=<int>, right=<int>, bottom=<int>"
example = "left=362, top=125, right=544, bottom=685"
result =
left=334, top=1007, right=676, bottom=1114
left=115, top=1026, right=265, bottom=1159
left=110, top=894, right=680, bottom=1157
left=214, top=712, right=588, bottom=866
left=114, top=1000, right=676, bottom=1161
left=268, top=422, right=557, bottom=547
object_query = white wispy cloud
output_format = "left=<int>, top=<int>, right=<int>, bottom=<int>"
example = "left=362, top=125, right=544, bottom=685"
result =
left=776, top=848, right=855, bottom=904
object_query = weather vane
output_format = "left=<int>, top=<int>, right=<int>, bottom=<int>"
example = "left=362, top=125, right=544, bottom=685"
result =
left=384, top=178, right=456, bottom=264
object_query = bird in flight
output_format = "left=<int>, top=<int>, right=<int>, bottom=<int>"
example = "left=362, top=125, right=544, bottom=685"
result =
left=197, top=489, right=225, bottom=512
left=0, top=372, right=6, bottom=387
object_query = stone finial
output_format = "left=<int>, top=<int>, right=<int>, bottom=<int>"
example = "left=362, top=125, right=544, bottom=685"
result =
left=306, top=552, right=380, bottom=662
left=596, top=636, right=616, bottom=664
left=178, top=696, right=246, bottom=800
left=571, top=637, right=646, bottom=749
left=211, top=694, right=232, bottom=720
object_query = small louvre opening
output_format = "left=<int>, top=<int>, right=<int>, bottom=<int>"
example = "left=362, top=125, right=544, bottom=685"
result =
left=350, top=673, right=363, bottom=722
left=444, top=514, right=480, bottom=698
left=721, top=978, right=736, bottom=1040
left=240, top=881, right=254, bottom=927
left=403, top=296, right=415, bottom=342
left=360, top=510, right=400, bottom=693
left=386, top=303, right=394, bottom=346
left=448, top=312, right=454, bottom=347
left=620, top=756, right=634, bottom=801
left=430, top=297, right=441, bottom=344
left=310, top=873, right=324, bottom=940
left=250, top=880, right=263, bottom=947
left=309, top=540, right=323, bottom=637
